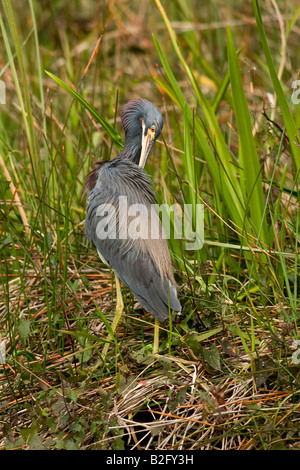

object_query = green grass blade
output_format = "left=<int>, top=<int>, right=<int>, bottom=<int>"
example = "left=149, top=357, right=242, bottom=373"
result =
left=1, top=0, right=40, bottom=181
left=253, top=0, right=300, bottom=175
left=227, top=26, right=269, bottom=244
left=183, top=102, right=196, bottom=210
left=286, top=2, right=300, bottom=38
left=45, top=71, right=124, bottom=151
left=211, top=69, right=231, bottom=114
left=153, top=34, right=247, bottom=237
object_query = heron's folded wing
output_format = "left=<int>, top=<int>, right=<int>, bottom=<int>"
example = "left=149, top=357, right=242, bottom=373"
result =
left=84, top=161, right=181, bottom=321
left=112, top=240, right=181, bottom=321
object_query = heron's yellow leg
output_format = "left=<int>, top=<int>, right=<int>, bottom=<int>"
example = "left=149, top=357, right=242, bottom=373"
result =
left=115, top=274, right=124, bottom=317
left=101, top=274, right=124, bottom=361
left=153, top=317, right=160, bottom=355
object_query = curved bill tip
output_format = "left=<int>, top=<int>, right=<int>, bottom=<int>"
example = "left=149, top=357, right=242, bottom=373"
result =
left=139, top=129, right=155, bottom=169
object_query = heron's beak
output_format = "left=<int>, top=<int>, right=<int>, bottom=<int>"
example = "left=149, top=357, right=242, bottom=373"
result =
left=139, top=127, right=156, bottom=169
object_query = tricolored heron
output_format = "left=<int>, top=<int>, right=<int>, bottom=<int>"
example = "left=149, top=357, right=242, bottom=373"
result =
left=84, top=98, right=181, bottom=359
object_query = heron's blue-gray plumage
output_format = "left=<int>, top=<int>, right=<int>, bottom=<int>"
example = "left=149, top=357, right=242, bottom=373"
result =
left=84, top=99, right=181, bottom=321
left=120, top=98, right=163, bottom=165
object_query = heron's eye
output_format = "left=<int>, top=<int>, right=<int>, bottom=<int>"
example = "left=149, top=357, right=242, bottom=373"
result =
left=151, top=125, right=155, bottom=133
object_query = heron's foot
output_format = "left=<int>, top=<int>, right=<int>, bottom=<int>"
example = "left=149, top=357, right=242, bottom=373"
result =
left=84, top=357, right=104, bottom=378
left=100, top=302, right=124, bottom=362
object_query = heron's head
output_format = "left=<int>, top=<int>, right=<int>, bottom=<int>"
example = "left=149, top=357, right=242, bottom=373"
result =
left=120, top=98, right=163, bottom=168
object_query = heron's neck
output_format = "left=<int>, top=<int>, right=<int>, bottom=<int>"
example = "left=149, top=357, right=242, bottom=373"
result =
left=121, top=135, right=142, bottom=166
